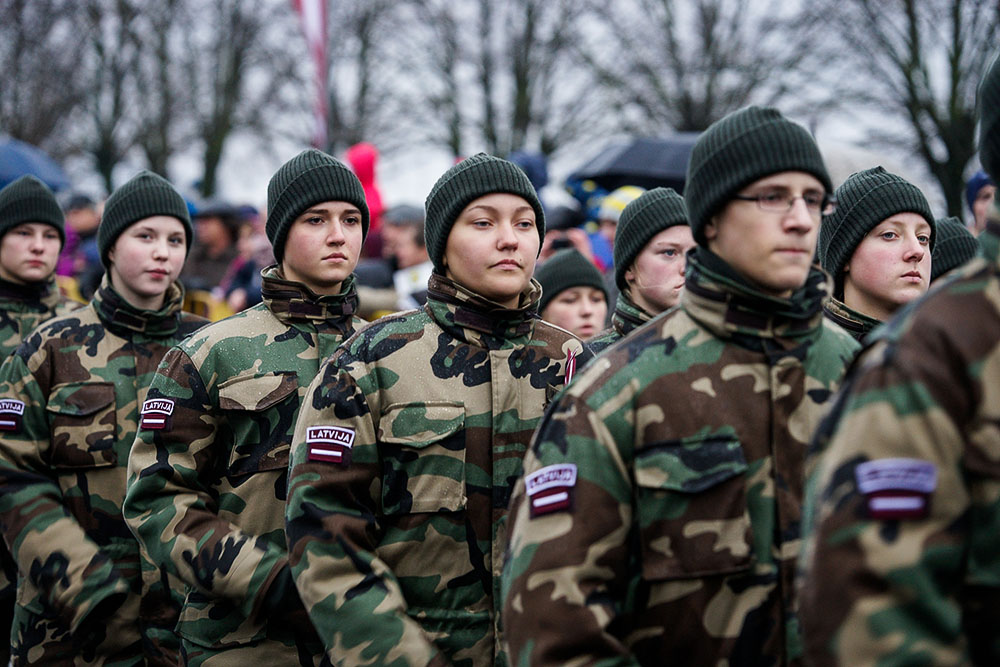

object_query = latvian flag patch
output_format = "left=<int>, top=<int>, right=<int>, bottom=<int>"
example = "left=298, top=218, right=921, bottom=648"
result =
left=0, top=399, right=24, bottom=432
left=526, top=463, right=577, bottom=518
left=140, top=399, right=174, bottom=431
left=306, top=426, right=355, bottom=465
left=855, top=457, right=937, bottom=520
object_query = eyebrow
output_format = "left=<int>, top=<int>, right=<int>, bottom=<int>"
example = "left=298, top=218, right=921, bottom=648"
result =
left=301, top=207, right=361, bottom=216
left=465, top=205, right=535, bottom=215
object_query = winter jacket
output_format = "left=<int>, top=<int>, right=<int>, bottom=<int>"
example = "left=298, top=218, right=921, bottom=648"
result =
left=821, top=296, right=881, bottom=343
left=587, top=291, right=655, bottom=354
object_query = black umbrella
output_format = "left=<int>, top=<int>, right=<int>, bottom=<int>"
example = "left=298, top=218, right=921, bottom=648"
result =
left=0, top=137, right=71, bottom=191
left=566, top=133, right=700, bottom=193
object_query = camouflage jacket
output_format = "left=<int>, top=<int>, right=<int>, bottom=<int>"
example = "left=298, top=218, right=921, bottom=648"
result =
left=0, top=278, right=206, bottom=666
left=285, top=273, right=589, bottom=667
left=821, top=297, right=881, bottom=343
left=799, top=214, right=1000, bottom=666
left=587, top=292, right=653, bottom=355
left=0, top=277, right=83, bottom=360
left=501, top=248, right=859, bottom=667
left=123, top=266, right=363, bottom=662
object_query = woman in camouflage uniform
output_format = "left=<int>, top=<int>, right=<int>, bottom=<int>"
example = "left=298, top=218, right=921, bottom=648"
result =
left=285, top=153, right=589, bottom=666
left=0, top=170, right=207, bottom=665
left=124, top=150, right=367, bottom=665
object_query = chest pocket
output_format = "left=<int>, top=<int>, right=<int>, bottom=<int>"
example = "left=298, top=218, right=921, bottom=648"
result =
left=379, top=401, right=466, bottom=515
left=219, top=371, right=298, bottom=476
left=633, top=435, right=753, bottom=581
left=46, top=382, right=117, bottom=469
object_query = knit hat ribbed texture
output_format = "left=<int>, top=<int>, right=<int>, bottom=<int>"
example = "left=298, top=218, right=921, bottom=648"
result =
left=614, top=187, right=688, bottom=291
left=0, top=175, right=65, bottom=246
left=818, top=166, right=935, bottom=290
left=980, top=53, right=1000, bottom=181
left=266, top=149, right=369, bottom=262
left=424, top=153, right=545, bottom=272
left=684, top=106, right=832, bottom=245
left=535, top=248, right=607, bottom=314
left=98, top=170, right=192, bottom=267
left=931, top=216, right=980, bottom=281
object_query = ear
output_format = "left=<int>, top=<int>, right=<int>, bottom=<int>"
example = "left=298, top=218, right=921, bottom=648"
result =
left=703, top=217, right=719, bottom=241
left=107, top=246, right=116, bottom=265
left=624, top=266, right=636, bottom=285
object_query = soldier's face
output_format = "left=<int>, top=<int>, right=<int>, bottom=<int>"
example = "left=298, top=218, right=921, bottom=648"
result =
left=0, top=223, right=61, bottom=285
left=705, top=171, right=823, bottom=298
left=281, top=200, right=364, bottom=296
left=107, top=216, right=187, bottom=310
left=843, top=212, right=931, bottom=320
left=625, top=225, right=695, bottom=313
left=443, top=193, right=540, bottom=308
left=541, top=286, right=607, bottom=339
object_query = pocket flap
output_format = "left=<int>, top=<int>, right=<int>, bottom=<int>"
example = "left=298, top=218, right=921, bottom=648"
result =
left=635, top=435, right=747, bottom=493
left=45, top=382, right=115, bottom=417
left=379, top=402, right=465, bottom=447
left=218, top=372, right=297, bottom=412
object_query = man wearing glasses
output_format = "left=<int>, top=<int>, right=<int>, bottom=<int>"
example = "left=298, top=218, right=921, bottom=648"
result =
left=501, top=106, right=859, bottom=666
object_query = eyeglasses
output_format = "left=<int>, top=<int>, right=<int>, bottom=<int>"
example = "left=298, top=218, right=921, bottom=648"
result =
left=731, top=191, right=837, bottom=217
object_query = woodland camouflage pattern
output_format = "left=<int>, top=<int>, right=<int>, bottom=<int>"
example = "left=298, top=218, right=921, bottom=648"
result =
left=0, top=278, right=205, bottom=666
left=821, top=297, right=881, bottom=343
left=0, top=277, right=83, bottom=664
left=800, top=212, right=1000, bottom=666
left=502, top=249, right=858, bottom=666
left=124, top=266, right=363, bottom=665
left=285, top=273, right=589, bottom=667
left=587, top=292, right=654, bottom=355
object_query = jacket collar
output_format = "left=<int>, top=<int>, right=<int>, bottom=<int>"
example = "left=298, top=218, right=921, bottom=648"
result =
left=260, top=265, right=359, bottom=334
left=94, top=275, right=185, bottom=336
left=0, top=276, right=62, bottom=310
left=822, top=297, right=881, bottom=342
left=611, top=292, right=653, bottom=337
left=425, top=273, right=541, bottom=349
left=680, top=248, right=828, bottom=347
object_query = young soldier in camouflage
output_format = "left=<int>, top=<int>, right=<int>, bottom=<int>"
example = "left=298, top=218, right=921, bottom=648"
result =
left=818, top=167, right=935, bottom=342
left=0, top=170, right=207, bottom=665
left=123, top=149, right=366, bottom=665
left=285, top=153, right=589, bottom=666
left=502, top=106, right=859, bottom=666
left=588, top=187, right=693, bottom=354
left=799, top=53, right=1000, bottom=665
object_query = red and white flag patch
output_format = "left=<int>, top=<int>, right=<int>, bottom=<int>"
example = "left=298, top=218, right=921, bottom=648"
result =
left=306, top=426, right=355, bottom=465
left=526, top=463, right=577, bottom=518
left=140, top=399, right=174, bottom=431
left=856, top=458, right=937, bottom=520
left=0, top=399, right=24, bottom=432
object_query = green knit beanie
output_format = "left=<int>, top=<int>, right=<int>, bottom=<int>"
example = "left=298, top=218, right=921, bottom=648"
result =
left=818, top=166, right=935, bottom=292
left=685, top=106, right=832, bottom=245
left=0, top=175, right=65, bottom=246
left=266, top=149, right=369, bottom=262
left=980, top=53, right=1000, bottom=181
left=614, top=187, right=688, bottom=291
left=99, top=170, right=192, bottom=267
left=931, top=216, right=980, bottom=281
left=424, top=153, right=545, bottom=273
left=535, top=249, right=607, bottom=313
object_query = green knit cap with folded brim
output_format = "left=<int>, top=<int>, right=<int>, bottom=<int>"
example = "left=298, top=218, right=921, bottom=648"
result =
left=0, top=175, right=66, bottom=247
left=535, top=248, right=607, bottom=314
left=424, top=153, right=545, bottom=273
left=685, top=106, right=832, bottom=246
left=818, top=166, right=935, bottom=296
left=98, top=170, right=192, bottom=267
left=614, top=187, right=688, bottom=291
left=980, top=53, right=1000, bottom=181
left=266, top=149, right=369, bottom=262
left=931, top=216, right=980, bottom=282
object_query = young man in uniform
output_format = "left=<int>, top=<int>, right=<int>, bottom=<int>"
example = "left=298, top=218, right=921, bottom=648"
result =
left=501, top=106, right=859, bottom=666
left=124, top=150, right=368, bottom=664
left=800, top=53, right=1000, bottom=666
left=589, top=186, right=693, bottom=353
left=284, top=153, right=588, bottom=666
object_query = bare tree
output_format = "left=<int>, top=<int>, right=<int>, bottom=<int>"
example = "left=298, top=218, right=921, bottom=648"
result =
left=0, top=0, right=89, bottom=152
left=578, top=0, right=807, bottom=134
left=132, top=0, right=184, bottom=176
left=798, top=0, right=999, bottom=218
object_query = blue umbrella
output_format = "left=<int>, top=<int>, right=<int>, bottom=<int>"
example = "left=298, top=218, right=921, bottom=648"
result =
left=0, top=137, right=71, bottom=191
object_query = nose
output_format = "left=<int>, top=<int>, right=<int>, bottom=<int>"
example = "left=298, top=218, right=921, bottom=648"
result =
left=579, top=298, right=594, bottom=317
left=496, top=220, right=519, bottom=249
left=151, top=237, right=170, bottom=259
left=783, top=197, right=817, bottom=233
left=903, top=234, right=926, bottom=262
left=326, top=221, right=346, bottom=244
left=28, top=233, right=45, bottom=252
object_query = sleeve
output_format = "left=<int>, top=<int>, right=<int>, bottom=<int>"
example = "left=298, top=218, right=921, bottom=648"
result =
left=285, top=358, right=450, bottom=667
left=501, top=388, right=641, bottom=667
left=799, top=329, right=996, bottom=665
left=0, top=352, right=128, bottom=632
left=123, top=347, right=287, bottom=621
